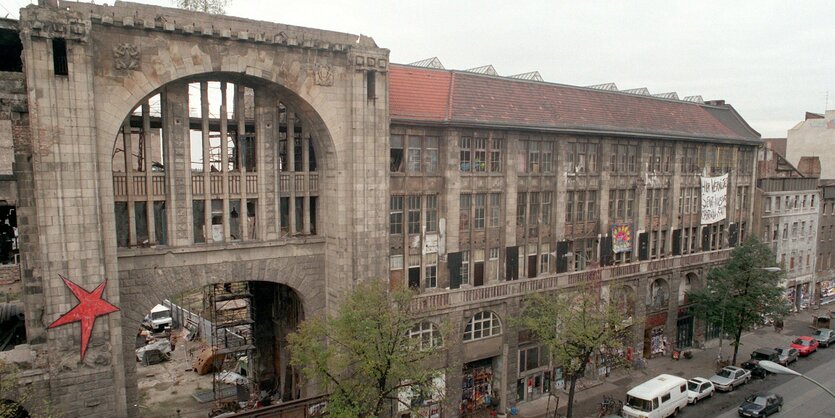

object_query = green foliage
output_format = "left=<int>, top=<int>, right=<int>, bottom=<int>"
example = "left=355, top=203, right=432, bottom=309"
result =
left=175, top=0, right=230, bottom=14
left=287, top=280, right=447, bottom=418
left=0, top=359, right=59, bottom=418
left=688, top=238, right=789, bottom=365
left=513, top=282, right=630, bottom=418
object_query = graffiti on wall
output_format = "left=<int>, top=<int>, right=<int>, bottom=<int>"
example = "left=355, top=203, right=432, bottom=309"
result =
left=48, top=275, right=120, bottom=360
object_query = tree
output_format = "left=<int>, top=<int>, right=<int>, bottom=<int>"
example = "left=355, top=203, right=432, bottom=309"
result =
left=287, top=279, right=447, bottom=418
left=688, top=237, right=789, bottom=366
left=0, top=359, right=59, bottom=417
left=514, top=282, right=630, bottom=418
left=175, top=0, right=230, bottom=14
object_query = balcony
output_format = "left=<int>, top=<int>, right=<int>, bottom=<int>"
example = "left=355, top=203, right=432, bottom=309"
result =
left=411, top=248, right=732, bottom=312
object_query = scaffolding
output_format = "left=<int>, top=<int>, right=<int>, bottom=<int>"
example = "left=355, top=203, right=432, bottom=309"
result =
left=208, top=281, right=257, bottom=409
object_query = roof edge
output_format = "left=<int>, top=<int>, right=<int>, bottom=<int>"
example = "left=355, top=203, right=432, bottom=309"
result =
left=390, top=118, right=763, bottom=145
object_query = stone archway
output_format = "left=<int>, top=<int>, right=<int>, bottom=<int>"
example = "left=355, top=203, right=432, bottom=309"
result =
left=18, top=2, right=390, bottom=416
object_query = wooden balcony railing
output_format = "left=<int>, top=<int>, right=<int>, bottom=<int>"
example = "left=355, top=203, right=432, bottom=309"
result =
left=411, top=248, right=733, bottom=312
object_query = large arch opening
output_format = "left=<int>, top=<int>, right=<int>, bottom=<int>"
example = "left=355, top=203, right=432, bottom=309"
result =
left=111, top=73, right=331, bottom=249
left=133, top=281, right=304, bottom=417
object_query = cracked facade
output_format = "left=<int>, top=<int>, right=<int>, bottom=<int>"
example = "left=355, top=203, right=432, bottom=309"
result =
left=0, top=2, right=779, bottom=417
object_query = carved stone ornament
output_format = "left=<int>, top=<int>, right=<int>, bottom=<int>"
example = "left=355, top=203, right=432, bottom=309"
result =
left=113, top=43, right=141, bottom=70
left=314, top=63, right=334, bottom=86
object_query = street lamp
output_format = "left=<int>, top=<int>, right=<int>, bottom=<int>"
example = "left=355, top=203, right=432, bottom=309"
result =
left=758, top=360, right=835, bottom=399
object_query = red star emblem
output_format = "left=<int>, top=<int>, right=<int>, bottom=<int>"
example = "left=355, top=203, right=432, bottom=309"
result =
left=48, top=275, right=119, bottom=360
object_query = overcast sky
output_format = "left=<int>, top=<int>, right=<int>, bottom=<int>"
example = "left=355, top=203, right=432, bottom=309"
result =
left=6, top=0, right=834, bottom=137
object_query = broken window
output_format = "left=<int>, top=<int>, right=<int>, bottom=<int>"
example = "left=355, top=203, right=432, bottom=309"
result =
left=0, top=29, right=23, bottom=72
left=229, top=199, right=241, bottom=241
left=193, top=200, right=205, bottom=244
left=0, top=206, right=18, bottom=265
left=134, top=201, right=149, bottom=244
left=280, top=197, right=290, bottom=237
left=153, top=201, right=167, bottom=245
left=52, top=38, right=68, bottom=76
left=247, top=200, right=257, bottom=240
left=390, top=135, right=404, bottom=172
left=294, top=197, right=303, bottom=233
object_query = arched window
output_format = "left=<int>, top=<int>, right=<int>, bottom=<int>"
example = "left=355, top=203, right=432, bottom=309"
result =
left=112, top=78, right=321, bottom=248
left=408, top=321, right=442, bottom=349
left=463, top=311, right=502, bottom=341
left=648, top=278, right=669, bottom=309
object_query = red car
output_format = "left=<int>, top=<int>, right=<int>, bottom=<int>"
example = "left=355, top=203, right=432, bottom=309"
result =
left=791, top=336, right=819, bottom=356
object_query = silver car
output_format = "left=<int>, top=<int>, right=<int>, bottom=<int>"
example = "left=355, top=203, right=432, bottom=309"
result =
left=774, top=347, right=799, bottom=366
left=709, top=366, right=751, bottom=392
left=812, top=328, right=835, bottom=348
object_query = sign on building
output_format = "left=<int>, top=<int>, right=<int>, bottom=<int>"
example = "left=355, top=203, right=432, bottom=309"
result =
left=700, top=174, right=728, bottom=224
left=612, top=223, right=633, bottom=253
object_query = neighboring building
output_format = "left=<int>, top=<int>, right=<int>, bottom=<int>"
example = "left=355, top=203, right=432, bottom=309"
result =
left=785, top=110, right=835, bottom=179
left=391, top=64, right=760, bottom=410
left=0, top=17, right=23, bottom=307
left=816, top=180, right=835, bottom=306
left=754, top=148, right=820, bottom=311
left=0, top=2, right=763, bottom=417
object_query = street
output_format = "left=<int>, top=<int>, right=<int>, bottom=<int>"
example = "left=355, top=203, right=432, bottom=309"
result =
left=683, top=347, right=835, bottom=417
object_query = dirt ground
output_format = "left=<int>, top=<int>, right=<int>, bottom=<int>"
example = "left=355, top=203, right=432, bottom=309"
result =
left=136, top=330, right=215, bottom=418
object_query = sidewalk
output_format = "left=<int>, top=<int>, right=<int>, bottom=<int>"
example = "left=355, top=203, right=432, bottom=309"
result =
left=514, top=309, right=823, bottom=418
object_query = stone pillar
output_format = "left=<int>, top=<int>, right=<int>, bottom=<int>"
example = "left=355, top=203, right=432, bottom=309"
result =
left=20, top=7, right=126, bottom=415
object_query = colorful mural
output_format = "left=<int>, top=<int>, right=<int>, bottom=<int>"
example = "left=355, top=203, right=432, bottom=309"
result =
left=612, top=223, right=633, bottom=253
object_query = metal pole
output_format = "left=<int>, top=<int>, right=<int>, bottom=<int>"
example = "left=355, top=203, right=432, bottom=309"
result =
left=800, top=374, right=835, bottom=399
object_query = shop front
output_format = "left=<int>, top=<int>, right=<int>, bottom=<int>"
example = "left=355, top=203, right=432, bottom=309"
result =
left=461, top=358, right=497, bottom=415
left=643, top=311, right=668, bottom=358
left=676, top=307, right=694, bottom=349
left=398, top=375, right=444, bottom=418
left=821, top=279, right=835, bottom=306
left=516, top=344, right=550, bottom=403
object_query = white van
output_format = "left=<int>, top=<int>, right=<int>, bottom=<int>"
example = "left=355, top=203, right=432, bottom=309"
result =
left=143, top=304, right=173, bottom=332
left=622, top=374, right=688, bottom=418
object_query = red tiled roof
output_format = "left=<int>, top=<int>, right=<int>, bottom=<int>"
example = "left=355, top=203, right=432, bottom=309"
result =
left=389, top=64, right=759, bottom=142
left=389, top=66, right=451, bottom=121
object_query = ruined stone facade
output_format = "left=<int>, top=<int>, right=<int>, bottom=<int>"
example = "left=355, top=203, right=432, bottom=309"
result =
left=1, top=2, right=765, bottom=417
left=9, top=1, right=388, bottom=416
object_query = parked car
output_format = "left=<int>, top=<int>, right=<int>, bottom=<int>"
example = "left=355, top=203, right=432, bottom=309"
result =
left=791, top=336, right=819, bottom=356
left=812, top=328, right=835, bottom=348
left=686, top=377, right=715, bottom=404
left=622, top=374, right=688, bottom=418
left=773, top=347, right=799, bottom=366
left=709, top=366, right=751, bottom=392
left=737, top=393, right=783, bottom=417
left=741, top=348, right=779, bottom=379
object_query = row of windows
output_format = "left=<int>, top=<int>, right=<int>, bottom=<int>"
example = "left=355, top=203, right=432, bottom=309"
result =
left=409, top=311, right=504, bottom=350
left=461, top=193, right=502, bottom=231
left=763, top=220, right=817, bottom=242
left=763, top=193, right=818, bottom=213
left=779, top=252, right=813, bottom=273
left=390, top=195, right=439, bottom=235
left=566, top=191, right=598, bottom=223
left=819, top=224, right=835, bottom=242
left=645, top=188, right=672, bottom=218
left=461, top=137, right=503, bottom=173
left=390, top=135, right=755, bottom=177
left=390, top=135, right=440, bottom=173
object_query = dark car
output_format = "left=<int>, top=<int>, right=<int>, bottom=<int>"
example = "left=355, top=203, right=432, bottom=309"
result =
left=741, top=348, right=779, bottom=379
left=738, top=393, right=782, bottom=417
left=774, top=347, right=799, bottom=366
left=812, top=328, right=835, bottom=348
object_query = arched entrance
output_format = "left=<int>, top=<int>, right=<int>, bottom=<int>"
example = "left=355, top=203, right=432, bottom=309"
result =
left=131, top=280, right=306, bottom=417
left=18, top=3, right=390, bottom=416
